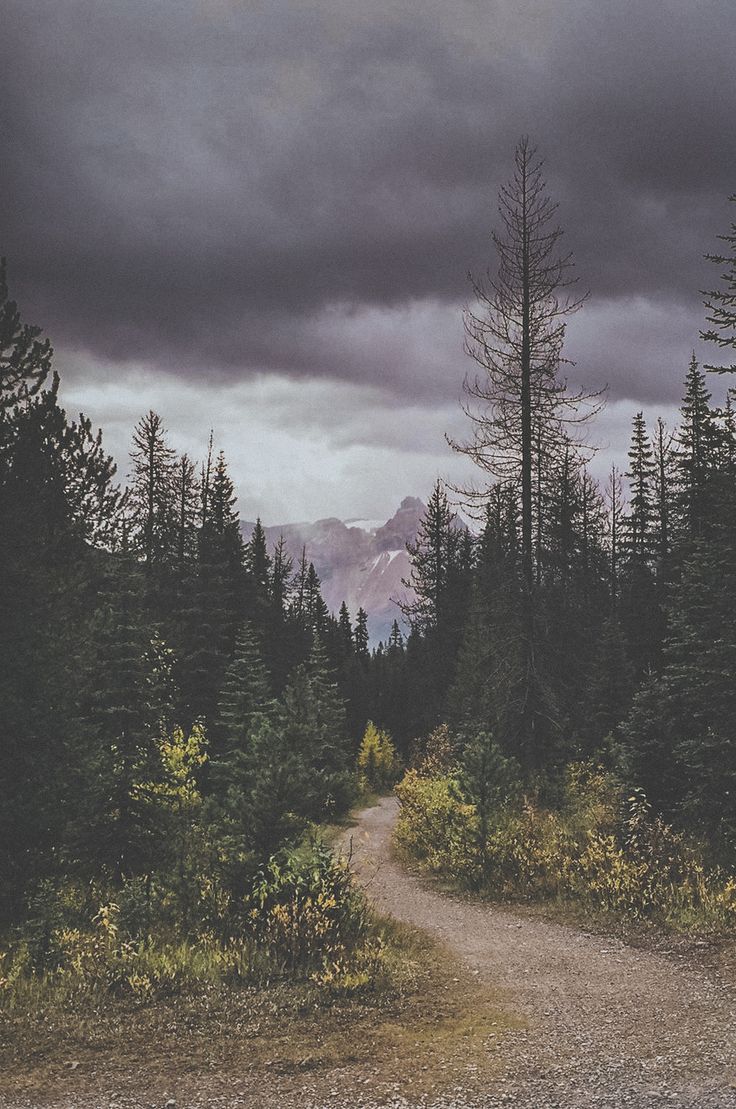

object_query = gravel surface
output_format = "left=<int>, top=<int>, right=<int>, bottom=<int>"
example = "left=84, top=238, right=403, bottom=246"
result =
left=331, top=796, right=736, bottom=1109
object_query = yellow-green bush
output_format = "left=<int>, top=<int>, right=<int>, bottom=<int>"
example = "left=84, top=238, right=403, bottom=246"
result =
left=357, top=721, right=402, bottom=792
left=395, top=757, right=736, bottom=932
left=395, top=770, right=478, bottom=880
left=0, top=840, right=382, bottom=1010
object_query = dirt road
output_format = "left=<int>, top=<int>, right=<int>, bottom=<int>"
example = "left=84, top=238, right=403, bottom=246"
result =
left=337, top=795, right=736, bottom=1109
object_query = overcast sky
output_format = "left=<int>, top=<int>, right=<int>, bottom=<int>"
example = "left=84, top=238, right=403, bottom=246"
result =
left=3, top=0, right=735, bottom=522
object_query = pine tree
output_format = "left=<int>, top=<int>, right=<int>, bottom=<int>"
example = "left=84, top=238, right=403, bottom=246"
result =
left=388, top=620, right=404, bottom=650
left=455, top=731, right=519, bottom=877
left=354, top=608, right=369, bottom=657
left=583, top=616, right=634, bottom=753
left=246, top=518, right=271, bottom=613
left=606, top=465, right=624, bottom=608
left=270, top=535, right=293, bottom=615
left=403, top=480, right=459, bottom=634
left=619, top=524, right=736, bottom=851
left=173, top=453, right=200, bottom=568
left=77, top=557, right=174, bottom=880
left=282, top=638, right=353, bottom=819
left=0, top=258, right=52, bottom=417
left=129, top=411, right=176, bottom=569
left=303, top=562, right=330, bottom=636
left=216, top=621, right=274, bottom=750
left=182, top=448, right=246, bottom=724
left=701, top=194, right=736, bottom=374
left=652, top=417, right=675, bottom=574
left=677, top=355, right=717, bottom=539
left=625, top=412, right=655, bottom=563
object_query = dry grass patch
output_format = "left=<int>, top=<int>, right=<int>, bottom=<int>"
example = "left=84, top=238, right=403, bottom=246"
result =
left=0, top=919, right=518, bottom=1107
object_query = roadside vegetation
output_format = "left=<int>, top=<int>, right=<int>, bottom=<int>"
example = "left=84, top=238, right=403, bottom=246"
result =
left=396, top=727, right=736, bottom=934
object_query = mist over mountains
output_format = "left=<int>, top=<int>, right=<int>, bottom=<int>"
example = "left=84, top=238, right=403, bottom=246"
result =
left=242, top=497, right=424, bottom=643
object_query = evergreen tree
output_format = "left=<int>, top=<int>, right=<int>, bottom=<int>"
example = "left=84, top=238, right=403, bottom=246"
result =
left=677, top=355, right=717, bottom=539
left=246, top=518, right=271, bottom=615
left=282, top=638, right=353, bottom=819
left=270, top=535, right=293, bottom=615
left=455, top=731, right=519, bottom=877
left=652, top=417, right=675, bottom=574
left=625, top=412, right=655, bottom=563
left=0, top=258, right=52, bottom=417
left=354, top=607, right=370, bottom=657
left=583, top=616, right=634, bottom=754
left=388, top=620, right=404, bottom=650
left=77, top=558, right=174, bottom=880
left=606, top=465, right=624, bottom=608
left=181, top=448, right=246, bottom=725
left=129, top=411, right=176, bottom=569
left=619, top=525, right=736, bottom=852
left=403, top=480, right=459, bottom=633
left=216, top=621, right=274, bottom=750
left=338, top=601, right=354, bottom=653
left=701, top=194, right=736, bottom=374
left=172, top=453, right=200, bottom=568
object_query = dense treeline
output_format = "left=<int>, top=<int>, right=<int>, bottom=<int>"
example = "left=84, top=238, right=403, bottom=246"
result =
left=0, top=259, right=384, bottom=935
left=371, top=165, right=736, bottom=868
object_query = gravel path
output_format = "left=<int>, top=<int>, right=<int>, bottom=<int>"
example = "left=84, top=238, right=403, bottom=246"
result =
left=334, top=796, right=736, bottom=1109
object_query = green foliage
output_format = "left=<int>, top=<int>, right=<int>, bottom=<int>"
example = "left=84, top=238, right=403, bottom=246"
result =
left=395, top=771, right=477, bottom=878
left=701, top=193, right=736, bottom=374
left=396, top=755, right=736, bottom=931
left=455, top=730, right=520, bottom=868
left=357, top=722, right=401, bottom=792
left=0, top=841, right=377, bottom=1008
left=246, top=840, right=369, bottom=976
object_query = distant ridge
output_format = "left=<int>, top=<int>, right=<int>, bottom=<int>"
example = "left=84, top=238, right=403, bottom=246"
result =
left=241, top=497, right=425, bottom=643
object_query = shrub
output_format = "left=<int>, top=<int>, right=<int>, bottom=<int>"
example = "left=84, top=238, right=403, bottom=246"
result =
left=395, top=770, right=478, bottom=881
left=247, top=839, right=369, bottom=976
left=357, top=722, right=401, bottom=792
left=395, top=753, right=736, bottom=932
left=0, top=841, right=377, bottom=1009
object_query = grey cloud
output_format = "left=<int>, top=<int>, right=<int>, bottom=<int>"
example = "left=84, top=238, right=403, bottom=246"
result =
left=1, top=0, right=735, bottom=405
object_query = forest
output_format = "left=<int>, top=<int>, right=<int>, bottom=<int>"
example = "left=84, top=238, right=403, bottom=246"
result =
left=2, top=140, right=736, bottom=1019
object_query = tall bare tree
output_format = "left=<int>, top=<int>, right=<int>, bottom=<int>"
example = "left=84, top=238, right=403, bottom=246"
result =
left=450, top=138, right=598, bottom=588
left=449, top=138, right=599, bottom=765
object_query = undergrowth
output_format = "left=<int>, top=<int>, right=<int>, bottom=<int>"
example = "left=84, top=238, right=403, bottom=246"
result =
left=395, top=756, right=736, bottom=933
left=0, top=838, right=395, bottom=1012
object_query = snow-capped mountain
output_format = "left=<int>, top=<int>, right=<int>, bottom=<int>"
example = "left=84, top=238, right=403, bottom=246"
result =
left=242, top=497, right=425, bottom=643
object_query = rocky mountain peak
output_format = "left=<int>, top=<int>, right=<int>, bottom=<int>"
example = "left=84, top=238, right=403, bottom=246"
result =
left=242, top=499, right=425, bottom=643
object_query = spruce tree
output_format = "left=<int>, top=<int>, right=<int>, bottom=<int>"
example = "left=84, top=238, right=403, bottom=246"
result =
left=216, top=621, right=274, bottom=749
left=701, top=194, right=736, bottom=374
left=354, top=608, right=370, bottom=657
left=677, top=355, right=717, bottom=539
left=0, top=258, right=52, bottom=416
left=282, top=638, right=353, bottom=819
left=619, top=523, right=736, bottom=851
left=129, top=411, right=176, bottom=570
left=77, top=557, right=174, bottom=880
left=246, top=518, right=271, bottom=615
left=625, top=412, right=655, bottom=563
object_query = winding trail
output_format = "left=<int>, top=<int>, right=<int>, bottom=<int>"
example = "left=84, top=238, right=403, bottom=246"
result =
left=339, top=796, right=736, bottom=1108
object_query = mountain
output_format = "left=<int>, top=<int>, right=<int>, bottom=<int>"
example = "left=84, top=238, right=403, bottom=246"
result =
left=242, top=497, right=424, bottom=643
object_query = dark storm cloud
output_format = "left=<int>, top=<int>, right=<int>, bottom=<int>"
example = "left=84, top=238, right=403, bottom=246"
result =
left=2, top=0, right=735, bottom=403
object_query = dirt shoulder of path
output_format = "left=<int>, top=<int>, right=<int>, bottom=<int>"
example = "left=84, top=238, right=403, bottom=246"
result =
left=0, top=914, right=517, bottom=1108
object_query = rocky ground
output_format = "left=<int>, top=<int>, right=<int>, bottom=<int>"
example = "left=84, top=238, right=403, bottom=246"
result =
left=3, top=796, right=736, bottom=1109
